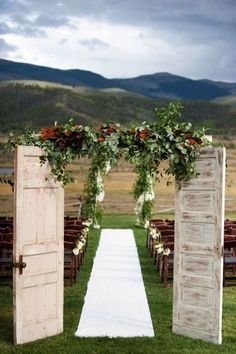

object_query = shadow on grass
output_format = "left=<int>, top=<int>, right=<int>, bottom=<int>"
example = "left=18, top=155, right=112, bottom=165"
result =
left=0, top=286, right=13, bottom=345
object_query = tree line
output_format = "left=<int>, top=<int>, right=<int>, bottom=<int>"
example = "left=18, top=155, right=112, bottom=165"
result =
left=0, top=83, right=236, bottom=134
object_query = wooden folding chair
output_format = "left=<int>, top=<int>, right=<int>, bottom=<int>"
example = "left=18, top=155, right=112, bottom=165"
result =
left=64, top=241, right=78, bottom=287
left=223, top=239, right=236, bottom=286
left=0, top=241, right=13, bottom=287
left=159, top=242, right=174, bottom=287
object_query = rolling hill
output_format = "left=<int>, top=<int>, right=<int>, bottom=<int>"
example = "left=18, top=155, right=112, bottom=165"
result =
left=0, top=81, right=236, bottom=134
left=1, top=58, right=236, bottom=101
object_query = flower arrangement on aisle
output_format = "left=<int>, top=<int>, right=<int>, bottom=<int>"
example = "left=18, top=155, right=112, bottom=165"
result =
left=72, top=221, right=91, bottom=255
left=149, top=224, right=170, bottom=256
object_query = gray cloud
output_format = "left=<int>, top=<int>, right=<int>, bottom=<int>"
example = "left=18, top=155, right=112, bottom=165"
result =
left=0, top=19, right=46, bottom=37
left=0, top=38, right=17, bottom=56
left=33, top=14, right=72, bottom=28
left=16, top=1, right=236, bottom=46
left=59, top=38, right=68, bottom=45
left=0, top=0, right=235, bottom=81
left=0, top=22, right=12, bottom=35
left=0, top=0, right=29, bottom=15
left=25, top=0, right=236, bottom=26
left=79, top=38, right=111, bottom=50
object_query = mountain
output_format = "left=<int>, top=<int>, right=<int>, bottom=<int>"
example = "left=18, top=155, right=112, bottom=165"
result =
left=1, top=58, right=236, bottom=100
left=200, top=79, right=236, bottom=95
left=114, top=73, right=231, bottom=100
left=0, top=58, right=115, bottom=89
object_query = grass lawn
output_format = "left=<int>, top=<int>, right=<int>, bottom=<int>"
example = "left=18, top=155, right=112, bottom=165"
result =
left=0, top=214, right=236, bottom=353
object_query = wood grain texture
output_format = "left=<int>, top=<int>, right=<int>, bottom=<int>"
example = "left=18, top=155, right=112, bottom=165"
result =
left=13, top=146, right=64, bottom=345
left=172, top=147, right=225, bottom=344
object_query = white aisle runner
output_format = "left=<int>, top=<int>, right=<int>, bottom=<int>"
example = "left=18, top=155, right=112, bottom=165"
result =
left=75, top=229, right=154, bottom=337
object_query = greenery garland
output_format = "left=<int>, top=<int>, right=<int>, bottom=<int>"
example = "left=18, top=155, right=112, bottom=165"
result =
left=3, top=101, right=208, bottom=227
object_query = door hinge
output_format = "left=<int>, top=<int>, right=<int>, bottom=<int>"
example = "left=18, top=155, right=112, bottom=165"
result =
left=12, top=255, right=27, bottom=275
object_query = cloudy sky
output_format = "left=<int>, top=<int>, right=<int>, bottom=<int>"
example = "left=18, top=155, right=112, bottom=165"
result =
left=0, top=0, right=235, bottom=81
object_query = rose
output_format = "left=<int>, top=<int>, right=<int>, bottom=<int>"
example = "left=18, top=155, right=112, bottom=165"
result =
left=41, top=126, right=61, bottom=140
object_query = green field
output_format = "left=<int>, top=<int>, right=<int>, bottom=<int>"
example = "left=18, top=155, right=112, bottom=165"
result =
left=0, top=215, right=235, bottom=354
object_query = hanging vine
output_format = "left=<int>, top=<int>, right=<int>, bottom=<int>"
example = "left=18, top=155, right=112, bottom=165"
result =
left=81, top=123, right=121, bottom=228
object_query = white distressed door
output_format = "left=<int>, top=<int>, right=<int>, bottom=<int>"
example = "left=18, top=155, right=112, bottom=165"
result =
left=173, top=147, right=225, bottom=344
left=13, top=146, right=64, bottom=344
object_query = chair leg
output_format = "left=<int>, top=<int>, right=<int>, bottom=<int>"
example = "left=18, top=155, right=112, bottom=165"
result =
left=223, top=255, right=225, bottom=287
left=146, top=231, right=149, bottom=248
left=163, top=256, right=168, bottom=287
left=159, top=255, right=163, bottom=283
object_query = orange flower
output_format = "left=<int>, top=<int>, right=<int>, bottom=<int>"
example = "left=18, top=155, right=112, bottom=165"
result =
left=187, top=137, right=203, bottom=145
left=41, top=127, right=61, bottom=140
left=187, top=137, right=197, bottom=145
left=138, top=128, right=149, bottom=140
left=97, top=136, right=105, bottom=142
left=107, top=127, right=115, bottom=134
left=99, top=124, right=115, bottom=135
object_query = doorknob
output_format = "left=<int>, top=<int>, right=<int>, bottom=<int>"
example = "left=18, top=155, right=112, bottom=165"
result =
left=12, top=255, right=27, bottom=274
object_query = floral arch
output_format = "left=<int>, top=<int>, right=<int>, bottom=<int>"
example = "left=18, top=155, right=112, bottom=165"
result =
left=6, top=101, right=208, bottom=228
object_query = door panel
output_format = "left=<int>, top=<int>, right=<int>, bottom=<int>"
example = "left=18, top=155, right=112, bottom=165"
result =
left=173, top=148, right=225, bottom=344
left=13, top=146, right=64, bottom=344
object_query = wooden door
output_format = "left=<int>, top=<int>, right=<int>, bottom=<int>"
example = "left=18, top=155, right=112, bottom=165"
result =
left=173, top=147, right=225, bottom=344
left=13, top=146, right=64, bottom=344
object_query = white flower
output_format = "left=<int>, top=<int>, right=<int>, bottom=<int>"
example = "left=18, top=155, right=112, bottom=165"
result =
left=73, top=248, right=79, bottom=255
left=92, top=222, right=100, bottom=229
left=80, top=237, right=86, bottom=244
left=144, top=190, right=154, bottom=201
left=163, top=248, right=171, bottom=256
left=96, top=170, right=105, bottom=202
left=78, top=241, right=84, bottom=250
left=82, top=227, right=89, bottom=234
left=104, top=161, right=111, bottom=174
left=96, top=191, right=105, bottom=202
left=157, top=246, right=164, bottom=254
left=154, top=242, right=164, bottom=254
left=149, top=227, right=160, bottom=240
left=144, top=174, right=155, bottom=201
left=82, top=220, right=92, bottom=227
left=134, top=194, right=145, bottom=215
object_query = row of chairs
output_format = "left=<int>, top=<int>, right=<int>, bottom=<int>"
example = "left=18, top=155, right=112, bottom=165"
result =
left=146, top=219, right=236, bottom=287
left=64, top=216, right=91, bottom=287
left=147, top=219, right=175, bottom=287
left=0, top=216, right=91, bottom=288
left=224, top=220, right=236, bottom=286
left=0, top=217, right=14, bottom=287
